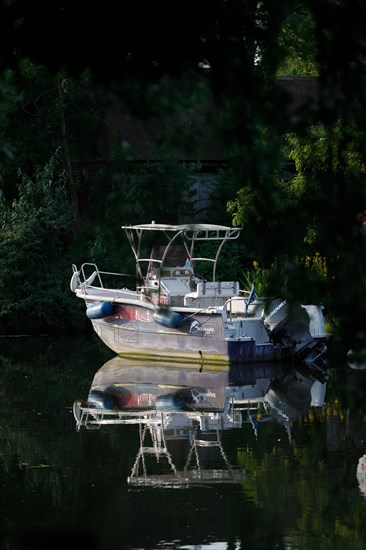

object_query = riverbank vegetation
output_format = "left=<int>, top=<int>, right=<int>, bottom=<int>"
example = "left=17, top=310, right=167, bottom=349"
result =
left=1, top=2, right=366, bottom=358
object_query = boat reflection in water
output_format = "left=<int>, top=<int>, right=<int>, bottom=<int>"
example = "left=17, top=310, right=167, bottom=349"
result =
left=73, top=358, right=327, bottom=487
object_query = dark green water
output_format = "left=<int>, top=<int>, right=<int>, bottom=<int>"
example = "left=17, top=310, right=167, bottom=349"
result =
left=1, top=335, right=366, bottom=550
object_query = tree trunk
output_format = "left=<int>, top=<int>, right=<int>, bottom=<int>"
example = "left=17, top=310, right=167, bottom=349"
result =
left=58, top=78, right=80, bottom=223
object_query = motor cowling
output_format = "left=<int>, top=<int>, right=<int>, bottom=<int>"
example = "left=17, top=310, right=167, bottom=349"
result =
left=263, top=299, right=310, bottom=342
left=263, top=298, right=327, bottom=369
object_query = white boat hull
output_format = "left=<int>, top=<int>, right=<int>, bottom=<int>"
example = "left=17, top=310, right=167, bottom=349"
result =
left=85, top=298, right=325, bottom=365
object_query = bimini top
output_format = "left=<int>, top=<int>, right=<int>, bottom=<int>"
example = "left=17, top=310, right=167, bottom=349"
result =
left=121, top=223, right=242, bottom=241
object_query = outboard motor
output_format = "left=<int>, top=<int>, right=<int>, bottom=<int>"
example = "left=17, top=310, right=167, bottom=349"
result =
left=263, top=298, right=327, bottom=373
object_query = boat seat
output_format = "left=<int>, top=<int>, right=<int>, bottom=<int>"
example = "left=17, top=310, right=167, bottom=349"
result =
left=161, top=277, right=191, bottom=297
left=219, top=281, right=240, bottom=296
left=184, top=281, right=240, bottom=305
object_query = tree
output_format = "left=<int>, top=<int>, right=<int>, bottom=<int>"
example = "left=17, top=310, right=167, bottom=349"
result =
left=0, top=150, right=76, bottom=333
left=1, top=0, right=366, bottom=352
left=1, top=62, right=107, bottom=216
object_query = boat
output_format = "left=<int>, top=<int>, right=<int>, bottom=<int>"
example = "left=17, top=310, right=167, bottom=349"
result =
left=73, top=357, right=327, bottom=486
left=70, top=222, right=327, bottom=367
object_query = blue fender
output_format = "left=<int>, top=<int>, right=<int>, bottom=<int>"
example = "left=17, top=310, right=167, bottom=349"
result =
left=86, top=301, right=115, bottom=319
left=153, top=307, right=183, bottom=328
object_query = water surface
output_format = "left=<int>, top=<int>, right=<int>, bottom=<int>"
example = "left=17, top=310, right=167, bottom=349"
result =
left=1, top=335, right=366, bottom=549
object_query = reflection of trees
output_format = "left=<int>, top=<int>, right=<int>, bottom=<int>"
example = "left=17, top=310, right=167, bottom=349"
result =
left=236, top=404, right=366, bottom=549
left=4, top=336, right=366, bottom=548
left=0, top=337, right=113, bottom=537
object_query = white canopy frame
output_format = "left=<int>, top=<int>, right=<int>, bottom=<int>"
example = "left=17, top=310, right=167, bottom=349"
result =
left=121, top=223, right=242, bottom=283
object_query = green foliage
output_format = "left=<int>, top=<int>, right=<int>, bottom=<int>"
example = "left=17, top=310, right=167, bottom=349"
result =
left=0, top=71, right=18, bottom=170
left=277, top=5, right=318, bottom=76
left=1, top=63, right=106, bottom=205
left=229, top=114, right=366, bottom=344
left=241, top=261, right=274, bottom=297
left=0, top=62, right=209, bottom=334
left=68, top=159, right=200, bottom=273
left=1, top=1, right=366, bottom=349
left=121, top=160, right=199, bottom=224
left=193, top=239, right=249, bottom=282
left=241, top=253, right=331, bottom=305
left=0, top=150, right=78, bottom=334
left=284, top=122, right=366, bottom=341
